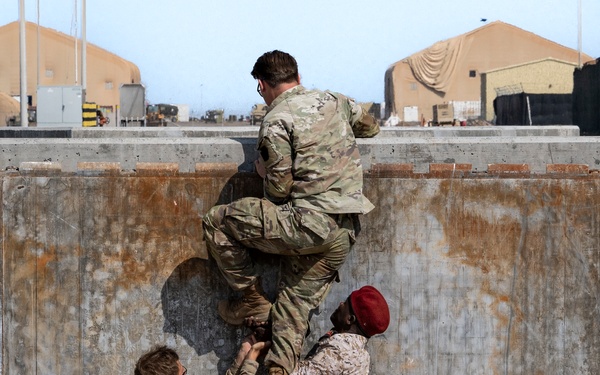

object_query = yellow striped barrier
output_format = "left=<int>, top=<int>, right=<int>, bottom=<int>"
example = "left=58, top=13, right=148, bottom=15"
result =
left=82, top=102, right=98, bottom=127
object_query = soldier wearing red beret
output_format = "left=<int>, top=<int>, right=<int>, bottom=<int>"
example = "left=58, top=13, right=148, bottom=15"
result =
left=228, top=285, right=390, bottom=375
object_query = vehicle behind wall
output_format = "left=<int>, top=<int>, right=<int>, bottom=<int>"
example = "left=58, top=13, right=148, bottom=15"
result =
left=147, top=104, right=179, bottom=126
left=204, top=109, right=224, bottom=124
left=250, top=104, right=267, bottom=125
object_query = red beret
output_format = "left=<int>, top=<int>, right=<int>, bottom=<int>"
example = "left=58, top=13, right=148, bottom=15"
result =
left=350, top=286, right=390, bottom=337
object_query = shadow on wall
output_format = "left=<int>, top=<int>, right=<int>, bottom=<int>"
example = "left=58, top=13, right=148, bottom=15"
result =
left=161, top=257, right=237, bottom=369
left=159, top=164, right=276, bottom=371
left=161, top=255, right=280, bottom=372
left=231, top=137, right=261, bottom=173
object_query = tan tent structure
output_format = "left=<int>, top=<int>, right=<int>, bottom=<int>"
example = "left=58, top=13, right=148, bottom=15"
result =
left=0, top=21, right=140, bottom=113
left=0, top=92, right=20, bottom=126
left=384, top=21, right=593, bottom=124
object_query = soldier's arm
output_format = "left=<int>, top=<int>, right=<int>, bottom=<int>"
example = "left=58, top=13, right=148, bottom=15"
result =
left=348, top=99, right=380, bottom=138
left=257, top=120, right=293, bottom=203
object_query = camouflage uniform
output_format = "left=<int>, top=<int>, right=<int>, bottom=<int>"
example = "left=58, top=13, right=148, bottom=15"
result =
left=228, top=332, right=370, bottom=375
left=203, top=85, right=379, bottom=374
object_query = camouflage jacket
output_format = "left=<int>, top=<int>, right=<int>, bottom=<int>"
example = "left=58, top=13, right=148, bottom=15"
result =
left=293, top=331, right=370, bottom=374
left=257, top=85, right=379, bottom=214
left=229, top=332, right=370, bottom=375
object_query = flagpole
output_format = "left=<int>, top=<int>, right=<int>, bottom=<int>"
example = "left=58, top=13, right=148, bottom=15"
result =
left=577, top=0, right=582, bottom=68
left=19, top=0, right=29, bottom=127
left=82, top=0, right=87, bottom=101
left=37, top=0, right=40, bottom=87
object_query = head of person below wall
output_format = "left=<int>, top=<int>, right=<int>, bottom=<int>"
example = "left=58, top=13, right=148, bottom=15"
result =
left=331, top=285, right=390, bottom=337
left=134, top=345, right=187, bottom=375
left=228, top=285, right=391, bottom=375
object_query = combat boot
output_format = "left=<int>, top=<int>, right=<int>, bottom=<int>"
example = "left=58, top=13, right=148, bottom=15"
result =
left=218, top=280, right=272, bottom=325
left=268, top=366, right=288, bottom=375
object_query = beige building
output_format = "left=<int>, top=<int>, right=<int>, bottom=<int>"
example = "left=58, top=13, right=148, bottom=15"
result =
left=0, top=21, right=140, bottom=114
left=384, top=21, right=593, bottom=123
left=481, top=58, right=579, bottom=122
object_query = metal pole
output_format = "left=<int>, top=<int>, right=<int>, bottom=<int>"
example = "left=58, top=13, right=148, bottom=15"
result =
left=73, top=0, right=77, bottom=84
left=37, top=0, right=40, bottom=87
left=82, top=0, right=87, bottom=101
left=526, top=96, right=532, bottom=126
left=19, top=0, right=29, bottom=127
left=577, top=0, right=582, bottom=68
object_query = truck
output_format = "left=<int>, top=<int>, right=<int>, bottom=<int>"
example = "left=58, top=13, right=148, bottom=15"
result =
left=250, top=103, right=267, bottom=125
left=146, top=104, right=179, bottom=126
left=204, top=109, right=224, bottom=124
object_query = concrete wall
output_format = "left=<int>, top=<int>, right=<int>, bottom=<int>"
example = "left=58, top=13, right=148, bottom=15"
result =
left=1, top=161, right=599, bottom=374
left=1, top=128, right=600, bottom=374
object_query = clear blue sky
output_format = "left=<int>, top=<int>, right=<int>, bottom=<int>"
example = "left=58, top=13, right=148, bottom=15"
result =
left=4, top=0, right=600, bottom=117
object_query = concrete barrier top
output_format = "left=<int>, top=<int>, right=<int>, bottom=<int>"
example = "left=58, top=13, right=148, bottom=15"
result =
left=0, top=125, right=581, bottom=138
left=0, top=135, right=599, bottom=173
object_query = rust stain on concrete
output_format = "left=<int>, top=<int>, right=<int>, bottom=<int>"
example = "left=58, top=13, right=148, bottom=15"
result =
left=2, top=171, right=599, bottom=374
left=428, top=178, right=600, bottom=372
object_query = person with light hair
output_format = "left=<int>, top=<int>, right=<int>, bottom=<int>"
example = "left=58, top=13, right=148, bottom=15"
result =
left=134, top=346, right=187, bottom=375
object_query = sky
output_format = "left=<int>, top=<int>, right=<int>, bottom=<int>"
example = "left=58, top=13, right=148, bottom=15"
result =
left=3, top=0, right=600, bottom=117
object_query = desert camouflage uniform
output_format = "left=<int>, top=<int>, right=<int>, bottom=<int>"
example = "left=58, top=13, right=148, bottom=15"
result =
left=228, top=332, right=370, bottom=375
left=203, top=85, right=379, bottom=374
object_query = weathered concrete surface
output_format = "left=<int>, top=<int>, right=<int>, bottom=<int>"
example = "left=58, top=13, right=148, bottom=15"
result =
left=361, top=136, right=600, bottom=172
left=0, top=137, right=260, bottom=173
left=1, top=163, right=599, bottom=374
left=1, top=135, right=600, bottom=174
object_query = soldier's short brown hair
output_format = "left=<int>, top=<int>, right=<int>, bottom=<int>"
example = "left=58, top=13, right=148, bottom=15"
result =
left=134, top=345, right=180, bottom=375
left=251, top=50, right=299, bottom=88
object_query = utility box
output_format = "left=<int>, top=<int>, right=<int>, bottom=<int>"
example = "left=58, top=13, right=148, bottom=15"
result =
left=403, top=106, right=419, bottom=122
left=177, top=104, right=190, bottom=122
left=432, top=104, right=454, bottom=125
left=37, top=86, right=83, bottom=127
left=119, top=84, right=146, bottom=126
left=176, top=104, right=190, bottom=122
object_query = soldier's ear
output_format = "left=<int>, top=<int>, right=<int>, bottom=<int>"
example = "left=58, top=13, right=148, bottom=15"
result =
left=296, top=74, right=301, bottom=85
left=347, top=314, right=357, bottom=326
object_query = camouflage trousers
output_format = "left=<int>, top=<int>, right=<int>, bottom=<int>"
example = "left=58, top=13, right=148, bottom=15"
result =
left=202, top=197, right=357, bottom=374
